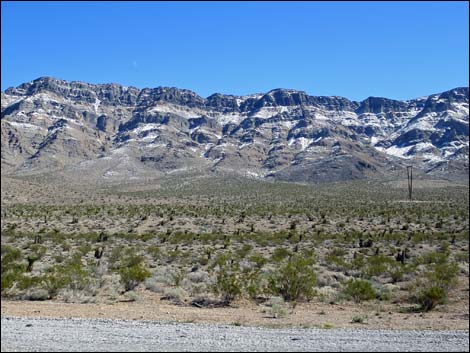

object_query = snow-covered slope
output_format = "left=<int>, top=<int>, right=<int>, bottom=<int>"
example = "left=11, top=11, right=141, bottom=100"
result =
left=1, top=77, right=468, bottom=182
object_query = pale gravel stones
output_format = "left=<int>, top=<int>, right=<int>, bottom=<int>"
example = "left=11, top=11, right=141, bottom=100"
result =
left=1, top=317, right=469, bottom=352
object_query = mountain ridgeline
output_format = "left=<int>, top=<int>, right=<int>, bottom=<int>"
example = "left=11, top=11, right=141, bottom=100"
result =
left=1, top=77, right=468, bottom=183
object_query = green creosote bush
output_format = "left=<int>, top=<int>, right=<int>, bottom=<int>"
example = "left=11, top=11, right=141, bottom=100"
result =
left=16, top=275, right=43, bottom=292
left=414, top=251, right=449, bottom=266
left=1, top=245, right=26, bottom=294
left=389, top=263, right=406, bottom=283
left=26, top=244, right=46, bottom=272
left=240, top=268, right=263, bottom=300
left=455, top=251, right=469, bottom=263
left=249, top=253, right=268, bottom=269
left=342, top=279, right=377, bottom=303
left=212, top=263, right=242, bottom=304
left=41, top=256, right=92, bottom=298
left=425, top=261, right=459, bottom=290
left=271, top=247, right=292, bottom=263
left=414, top=286, right=447, bottom=312
left=118, top=256, right=151, bottom=292
left=363, top=255, right=401, bottom=279
left=268, top=254, right=317, bottom=302
left=324, top=253, right=349, bottom=272
left=236, top=244, right=253, bottom=259
left=147, top=245, right=161, bottom=260
left=412, top=260, right=459, bottom=311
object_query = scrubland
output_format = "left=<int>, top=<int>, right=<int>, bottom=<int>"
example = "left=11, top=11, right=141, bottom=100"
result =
left=1, top=175, right=468, bottom=329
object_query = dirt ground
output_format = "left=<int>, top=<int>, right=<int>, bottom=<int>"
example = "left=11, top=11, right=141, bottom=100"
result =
left=2, top=285, right=469, bottom=331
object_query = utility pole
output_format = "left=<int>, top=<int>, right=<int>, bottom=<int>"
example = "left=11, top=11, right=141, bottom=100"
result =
left=406, top=165, right=413, bottom=201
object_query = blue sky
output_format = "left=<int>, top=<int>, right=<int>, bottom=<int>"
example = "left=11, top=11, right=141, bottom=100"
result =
left=1, top=1, right=468, bottom=100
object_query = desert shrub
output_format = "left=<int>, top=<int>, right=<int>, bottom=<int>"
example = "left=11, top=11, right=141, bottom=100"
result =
left=455, top=251, right=469, bottom=263
left=119, top=261, right=151, bottom=291
left=144, top=277, right=165, bottom=294
left=342, top=279, right=376, bottom=302
left=415, top=251, right=449, bottom=266
left=411, top=260, right=459, bottom=312
left=351, top=315, right=368, bottom=324
left=316, top=286, right=339, bottom=303
left=1, top=268, right=25, bottom=294
left=1, top=245, right=23, bottom=266
left=26, top=243, right=47, bottom=260
left=170, top=268, right=185, bottom=287
left=139, top=233, right=154, bottom=242
left=212, top=264, right=242, bottom=303
left=426, top=261, right=459, bottom=290
left=187, top=271, right=209, bottom=284
left=210, top=252, right=234, bottom=270
left=162, top=287, right=187, bottom=304
left=148, top=267, right=176, bottom=286
left=373, top=282, right=398, bottom=301
left=363, top=255, right=396, bottom=278
left=21, top=288, right=50, bottom=301
left=41, top=256, right=91, bottom=297
left=16, top=274, right=43, bottom=291
left=328, top=248, right=347, bottom=257
left=123, top=291, right=140, bottom=302
left=414, top=285, right=447, bottom=312
left=107, top=246, right=122, bottom=269
left=41, top=274, right=70, bottom=298
left=324, top=254, right=348, bottom=271
left=196, top=255, right=209, bottom=266
left=249, top=253, right=268, bottom=269
left=77, top=244, right=92, bottom=256
left=1, top=245, right=26, bottom=294
left=300, top=248, right=316, bottom=259
left=60, top=289, right=96, bottom=304
left=271, top=247, right=292, bottom=263
left=389, top=264, right=406, bottom=283
left=166, top=249, right=181, bottom=263
left=236, top=244, right=253, bottom=259
left=54, top=255, right=66, bottom=263
left=268, top=296, right=288, bottom=318
left=241, top=269, right=263, bottom=300
left=190, top=283, right=207, bottom=296
left=268, top=255, right=317, bottom=302
left=25, top=244, right=47, bottom=272
left=147, top=245, right=161, bottom=260
left=350, top=253, right=366, bottom=271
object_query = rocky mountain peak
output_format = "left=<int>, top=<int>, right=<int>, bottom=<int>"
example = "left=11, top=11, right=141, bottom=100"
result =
left=356, top=97, right=409, bottom=115
left=1, top=77, right=468, bottom=183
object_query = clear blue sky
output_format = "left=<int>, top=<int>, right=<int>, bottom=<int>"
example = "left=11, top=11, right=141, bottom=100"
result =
left=1, top=1, right=468, bottom=100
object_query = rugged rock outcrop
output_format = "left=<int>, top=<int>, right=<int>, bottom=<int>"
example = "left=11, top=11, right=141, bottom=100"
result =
left=1, top=77, right=468, bottom=182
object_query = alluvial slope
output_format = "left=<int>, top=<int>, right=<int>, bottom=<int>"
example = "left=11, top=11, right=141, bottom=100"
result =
left=1, top=77, right=468, bottom=182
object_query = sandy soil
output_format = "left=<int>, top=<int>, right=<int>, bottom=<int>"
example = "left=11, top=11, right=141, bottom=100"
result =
left=2, top=289, right=469, bottom=330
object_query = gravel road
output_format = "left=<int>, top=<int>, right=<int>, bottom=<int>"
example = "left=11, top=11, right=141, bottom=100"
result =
left=1, top=316, right=469, bottom=352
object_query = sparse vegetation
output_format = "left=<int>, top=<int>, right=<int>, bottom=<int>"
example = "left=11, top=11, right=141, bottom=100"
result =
left=342, top=279, right=377, bottom=303
left=118, top=253, right=151, bottom=291
left=1, top=176, right=468, bottom=320
left=268, top=255, right=317, bottom=302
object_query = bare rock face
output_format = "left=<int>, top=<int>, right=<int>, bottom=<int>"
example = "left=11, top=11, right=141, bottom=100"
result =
left=1, top=77, right=468, bottom=183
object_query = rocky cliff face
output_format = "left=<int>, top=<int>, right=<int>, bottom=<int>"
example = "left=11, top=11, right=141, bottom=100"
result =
left=1, top=77, right=468, bottom=182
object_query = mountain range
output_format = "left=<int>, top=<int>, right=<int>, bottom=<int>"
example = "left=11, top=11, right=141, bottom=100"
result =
left=1, top=77, right=468, bottom=183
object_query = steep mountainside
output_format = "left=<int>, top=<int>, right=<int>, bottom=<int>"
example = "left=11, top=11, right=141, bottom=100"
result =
left=1, top=77, right=468, bottom=182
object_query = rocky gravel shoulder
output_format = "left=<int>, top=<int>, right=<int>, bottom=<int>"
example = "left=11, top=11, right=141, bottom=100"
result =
left=1, top=316, right=469, bottom=352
